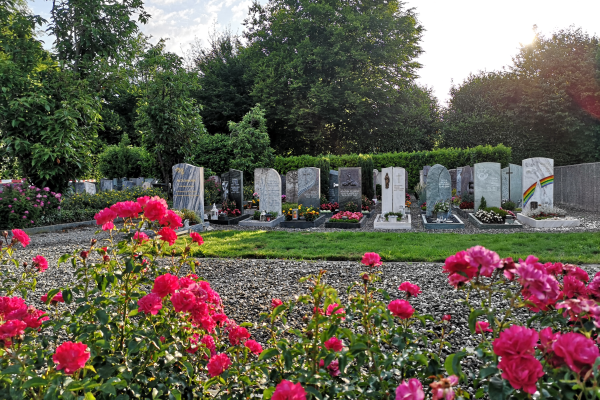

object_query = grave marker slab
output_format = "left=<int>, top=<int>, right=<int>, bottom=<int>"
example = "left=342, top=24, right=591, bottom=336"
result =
left=221, top=169, right=244, bottom=209
left=426, top=164, right=451, bottom=217
left=134, top=178, right=144, bottom=187
left=75, top=182, right=96, bottom=195
left=509, top=164, right=522, bottom=205
left=280, top=175, right=286, bottom=200
left=172, top=163, right=204, bottom=222
left=100, top=179, right=113, bottom=192
left=474, top=162, right=501, bottom=209
left=122, top=181, right=135, bottom=190
left=285, top=170, right=298, bottom=203
left=329, top=170, right=339, bottom=203
left=255, top=168, right=281, bottom=215
left=381, top=167, right=406, bottom=214
left=298, top=167, right=321, bottom=209
left=456, top=167, right=463, bottom=196
left=338, top=167, right=362, bottom=210
left=522, top=157, right=554, bottom=213
left=460, top=166, right=473, bottom=197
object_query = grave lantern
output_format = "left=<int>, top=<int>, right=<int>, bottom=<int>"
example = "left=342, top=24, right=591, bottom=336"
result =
left=260, top=210, right=267, bottom=222
left=210, top=204, right=219, bottom=220
left=292, top=209, right=298, bottom=220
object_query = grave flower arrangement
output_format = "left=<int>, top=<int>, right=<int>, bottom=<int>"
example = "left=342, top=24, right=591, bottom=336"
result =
left=329, top=211, right=363, bottom=223
left=459, top=201, right=474, bottom=209
left=320, top=202, right=339, bottom=212
left=475, top=209, right=504, bottom=224
left=361, top=195, right=374, bottom=211
left=220, top=199, right=241, bottom=217
left=0, top=181, right=62, bottom=229
left=524, top=205, right=567, bottom=220
left=420, top=202, right=427, bottom=211
left=433, top=200, right=450, bottom=213
left=383, top=211, right=403, bottom=221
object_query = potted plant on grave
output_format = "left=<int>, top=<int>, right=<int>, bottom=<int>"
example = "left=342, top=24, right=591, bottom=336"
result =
left=420, top=202, right=426, bottom=213
left=344, top=201, right=359, bottom=212
left=251, top=192, right=259, bottom=208
left=432, top=200, right=450, bottom=220
left=383, top=211, right=403, bottom=222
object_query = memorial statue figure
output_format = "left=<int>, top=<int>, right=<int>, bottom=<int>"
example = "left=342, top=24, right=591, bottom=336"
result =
left=341, top=173, right=358, bottom=186
left=385, top=173, right=390, bottom=189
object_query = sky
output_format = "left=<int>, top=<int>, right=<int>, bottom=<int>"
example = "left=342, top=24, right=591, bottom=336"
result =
left=28, top=0, right=600, bottom=105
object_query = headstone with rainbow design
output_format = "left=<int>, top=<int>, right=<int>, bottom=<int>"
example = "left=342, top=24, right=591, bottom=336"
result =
left=522, top=158, right=554, bottom=213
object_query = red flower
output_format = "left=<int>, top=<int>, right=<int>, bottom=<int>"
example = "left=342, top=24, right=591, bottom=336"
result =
left=475, top=321, right=493, bottom=334
left=361, top=252, right=382, bottom=268
left=201, top=335, right=216, bottom=357
left=111, top=201, right=142, bottom=219
left=137, top=293, right=163, bottom=315
left=152, top=274, right=179, bottom=298
left=0, top=297, right=26, bottom=317
left=144, top=199, right=168, bottom=221
left=272, top=380, right=307, bottom=400
left=395, top=378, right=425, bottom=400
left=41, top=291, right=64, bottom=303
left=80, top=251, right=89, bottom=260
left=245, top=339, right=263, bottom=355
left=22, top=309, right=49, bottom=330
left=429, top=375, right=459, bottom=400
left=53, top=342, right=90, bottom=375
left=500, top=257, right=519, bottom=281
left=326, top=303, right=345, bottom=320
left=229, top=326, right=251, bottom=345
left=190, top=232, right=204, bottom=245
left=160, top=210, right=183, bottom=229
left=157, top=227, right=177, bottom=246
left=399, top=282, right=421, bottom=298
left=200, top=316, right=217, bottom=333
left=442, top=314, right=452, bottom=322
left=497, top=355, right=543, bottom=394
left=492, top=325, right=538, bottom=358
left=587, top=275, right=600, bottom=299
left=133, top=231, right=149, bottom=243
left=563, top=275, right=588, bottom=299
left=319, top=358, right=340, bottom=377
left=272, top=298, right=283, bottom=308
left=564, top=265, right=589, bottom=282
left=324, top=336, right=343, bottom=352
left=207, top=353, right=231, bottom=377
left=171, top=290, right=196, bottom=313
left=388, top=299, right=414, bottom=319
left=443, top=251, right=478, bottom=287
left=11, top=229, right=30, bottom=247
left=545, top=262, right=564, bottom=276
left=553, top=332, right=600, bottom=374
left=94, top=208, right=117, bottom=231
left=32, top=255, right=48, bottom=272
left=0, top=319, right=27, bottom=341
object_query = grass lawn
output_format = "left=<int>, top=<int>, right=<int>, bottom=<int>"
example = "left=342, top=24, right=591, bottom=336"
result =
left=161, top=230, right=600, bottom=264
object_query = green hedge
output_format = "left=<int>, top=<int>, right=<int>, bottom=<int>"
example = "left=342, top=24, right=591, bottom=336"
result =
left=274, top=145, right=511, bottom=190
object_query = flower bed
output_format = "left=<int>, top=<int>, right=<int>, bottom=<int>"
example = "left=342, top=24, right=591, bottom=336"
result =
left=324, top=211, right=367, bottom=229
left=1, top=200, right=599, bottom=398
left=468, top=213, right=523, bottom=230
left=0, top=182, right=62, bottom=229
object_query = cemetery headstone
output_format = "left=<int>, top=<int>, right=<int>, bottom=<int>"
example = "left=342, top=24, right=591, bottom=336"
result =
left=373, top=169, right=381, bottom=196
left=134, top=178, right=144, bottom=187
left=338, top=167, right=362, bottom=210
left=285, top=170, right=299, bottom=203
left=522, top=157, right=554, bottom=213
left=449, top=169, right=457, bottom=192
left=221, top=169, right=244, bottom=209
left=142, top=182, right=152, bottom=190
left=281, top=175, right=286, bottom=200
left=75, top=182, right=96, bottom=195
left=122, top=181, right=135, bottom=190
left=172, top=163, right=204, bottom=221
left=501, top=164, right=523, bottom=205
left=255, top=168, right=281, bottom=215
left=460, top=166, right=473, bottom=197
left=100, top=179, right=113, bottom=192
left=419, top=170, right=424, bottom=185
left=425, top=164, right=451, bottom=217
left=456, top=167, right=463, bottom=196
left=423, top=166, right=431, bottom=184
left=145, top=178, right=154, bottom=183
left=329, top=170, right=339, bottom=203
left=474, top=162, right=501, bottom=210
left=298, top=167, right=321, bottom=209
left=112, top=178, right=122, bottom=191
left=381, top=167, right=406, bottom=214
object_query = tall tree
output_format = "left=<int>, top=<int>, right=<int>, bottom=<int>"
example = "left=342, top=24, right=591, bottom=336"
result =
left=190, top=28, right=255, bottom=135
left=136, top=42, right=206, bottom=187
left=244, top=0, right=424, bottom=155
left=0, top=0, right=101, bottom=191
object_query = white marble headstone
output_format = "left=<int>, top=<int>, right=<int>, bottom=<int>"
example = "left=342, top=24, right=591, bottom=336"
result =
left=474, top=162, right=501, bottom=209
left=381, top=167, right=406, bottom=214
left=522, top=158, right=553, bottom=213
left=255, top=168, right=282, bottom=215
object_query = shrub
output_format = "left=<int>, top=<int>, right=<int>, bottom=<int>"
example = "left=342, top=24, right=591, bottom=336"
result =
left=274, top=144, right=512, bottom=190
left=361, top=195, right=374, bottom=211
left=461, top=192, right=474, bottom=203
left=320, top=202, right=339, bottom=212
left=459, top=201, right=474, bottom=209
left=98, top=134, right=157, bottom=179
left=501, top=200, right=516, bottom=211
left=342, top=201, right=359, bottom=212
left=314, top=157, right=330, bottom=199
left=175, top=209, right=201, bottom=225
left=61, top=187, right=167, bottom=211
left=0, top=182, right=62, bottom=229
left=205, top=177, right=222, bottom=206
left=383, top=211, right=403, bottom=221
left=358, top=154, right=374, bottom=199
left=485, top=206, right=508, bottom=218
left=478, top=196, right=487, bottom=210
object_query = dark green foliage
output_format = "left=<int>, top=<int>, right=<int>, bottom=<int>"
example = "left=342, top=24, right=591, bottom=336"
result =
left=478, top=197, right=487, bottom=210
left=191, top=28, right=255, bottom=135
left=442, top=28, right=600, bottom=165
left=61, top=187, right=167, bottom=211
left=501, top=200, right=516, bottom=211
left=35, top=208, right=98, bottom=226
left=245, top=0, right=426, bottom=155
left=485, top=206, right=508, bottom=217
left=359, top=155, right=374, bottom=199
left=192, top=134, right=235, bottom=175
left=314, top=158, right=330, bottom=199
left=98, top=134, right=156, bottom=178
left=274, top=145, right=511, bottom=190
left=461, top=193, right=475, bottom=203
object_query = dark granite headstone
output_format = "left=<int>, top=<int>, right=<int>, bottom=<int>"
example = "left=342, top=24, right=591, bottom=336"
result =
left=172, top=163, right=204, bottom=221
left=285, top=170, right=298, bottom=203
left=338, top=167, right=362, bottom=210
left=221, top=169, right=243, bottom=209
left=298, top=167, right=321, bottom=209
left=100, top=179, right=113, bottom=192
left=280, top=175, right=286, bottom=201
left=460, top=166, right=473, bottom=196
left=449, top=169, right=457, bottom=192
left=329, top=170, right=339, bottom=203
left=426, top=164, right=452, bottom=216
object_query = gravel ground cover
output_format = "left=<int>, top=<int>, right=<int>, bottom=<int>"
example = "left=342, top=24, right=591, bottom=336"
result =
left=8, top=226, right=600, bottom=396
left=211, top=198, right=600, bottom=234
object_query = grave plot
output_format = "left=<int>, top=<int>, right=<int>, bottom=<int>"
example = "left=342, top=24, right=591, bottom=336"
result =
left=374, top=167, right=411, bottom=230
left=324, top=211, right=367, bottom=229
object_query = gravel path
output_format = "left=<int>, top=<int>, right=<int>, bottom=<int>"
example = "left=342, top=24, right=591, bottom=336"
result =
left=208, top=198, right=600, bottom=234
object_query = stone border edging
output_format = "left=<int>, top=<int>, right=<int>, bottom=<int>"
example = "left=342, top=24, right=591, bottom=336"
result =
left=3, top=220, right=98, bottom=235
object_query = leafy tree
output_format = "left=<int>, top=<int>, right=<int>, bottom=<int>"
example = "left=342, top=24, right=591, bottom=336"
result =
left=136, top=42, right=206, bottom=186
left=190, top=28, right=255, bottom=135
left=442, top=28, right=600, bottom=165
left=244, top=0, right=424, bottom=155
left=0, top=0, right=101, bottom=191
left=228, top=104, right=274, bottom=180
left=191, top=133, right=235, bottom=175
left=98, top=134, right=156, bottom=179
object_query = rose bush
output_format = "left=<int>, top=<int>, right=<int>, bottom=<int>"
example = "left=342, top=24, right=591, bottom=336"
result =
left=0, top=181, right=61, bottom=229
left=1, top=198, right=599, bottom=399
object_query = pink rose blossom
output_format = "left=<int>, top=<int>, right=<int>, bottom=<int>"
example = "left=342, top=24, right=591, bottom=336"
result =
left=442, top=314, right=452, bottom=322
left=159, top=210, right=183, bottom=229
left=429, top=375, right=459, bottom=400
left=388, top=299, right=414, bottom=319
left=190, top=232, right=204, bottom=245
left=319, top=358, right=340, bottom=377
left=399, top=282, right=422, bottom=298
left=497, top=355, right=543, bottom=394
left=152, top=274, right=179, bottom=298
left=207, top=353, right=231, bottom=377
left=564, top=265, right=589, bottom=282
left=475, top=321, right=493, bottom=334
left=137, top=293, right=163, bottom=315
left=272, top=298, right=283, bottom=308
left=538, top=327, right=561, bottom=353
left=517, top=256, right=561, bottom=302
left=11, top=229, right=30, bottom=247
left=326, top=303, right=346, bottom=320
left=361, top=252, right=382, bottom=268
left=32, top=255, right=48, bottom=272
left=229, top=326, right=251, bottom=345
left=493, top=325, right=538, bottom=357
left=53, top=342, right=90, bottom=375
left=563, top=275, right=588, bottom=299
left=110, top=201, right=142, bottom=219
left=395, top=378, right=425, bottom=400
left=157, top=227, right=177, bottom=246
left=94, top=208, right=117, bottom=231
left=41, top=291, right=64, bottom=303
left=272, top=380, right=307, bottom=400
left=324, top=336, right=343, bottom=352
left=245, top=339, right=263, bottom=355
left=171, top=290, right=196, bottom=312
left=467, top=246, right=501, bottom=277
left=143, top=199, right=168, bottom=221
left=133, top=231, right=149, bottom=243
left=0, top=319, right=27, bottom=341
left=443, top=251, right=478, bottom=287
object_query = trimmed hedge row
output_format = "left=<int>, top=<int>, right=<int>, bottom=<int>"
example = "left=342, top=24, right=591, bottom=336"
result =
left=274, top=145, right=512, bottom=190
